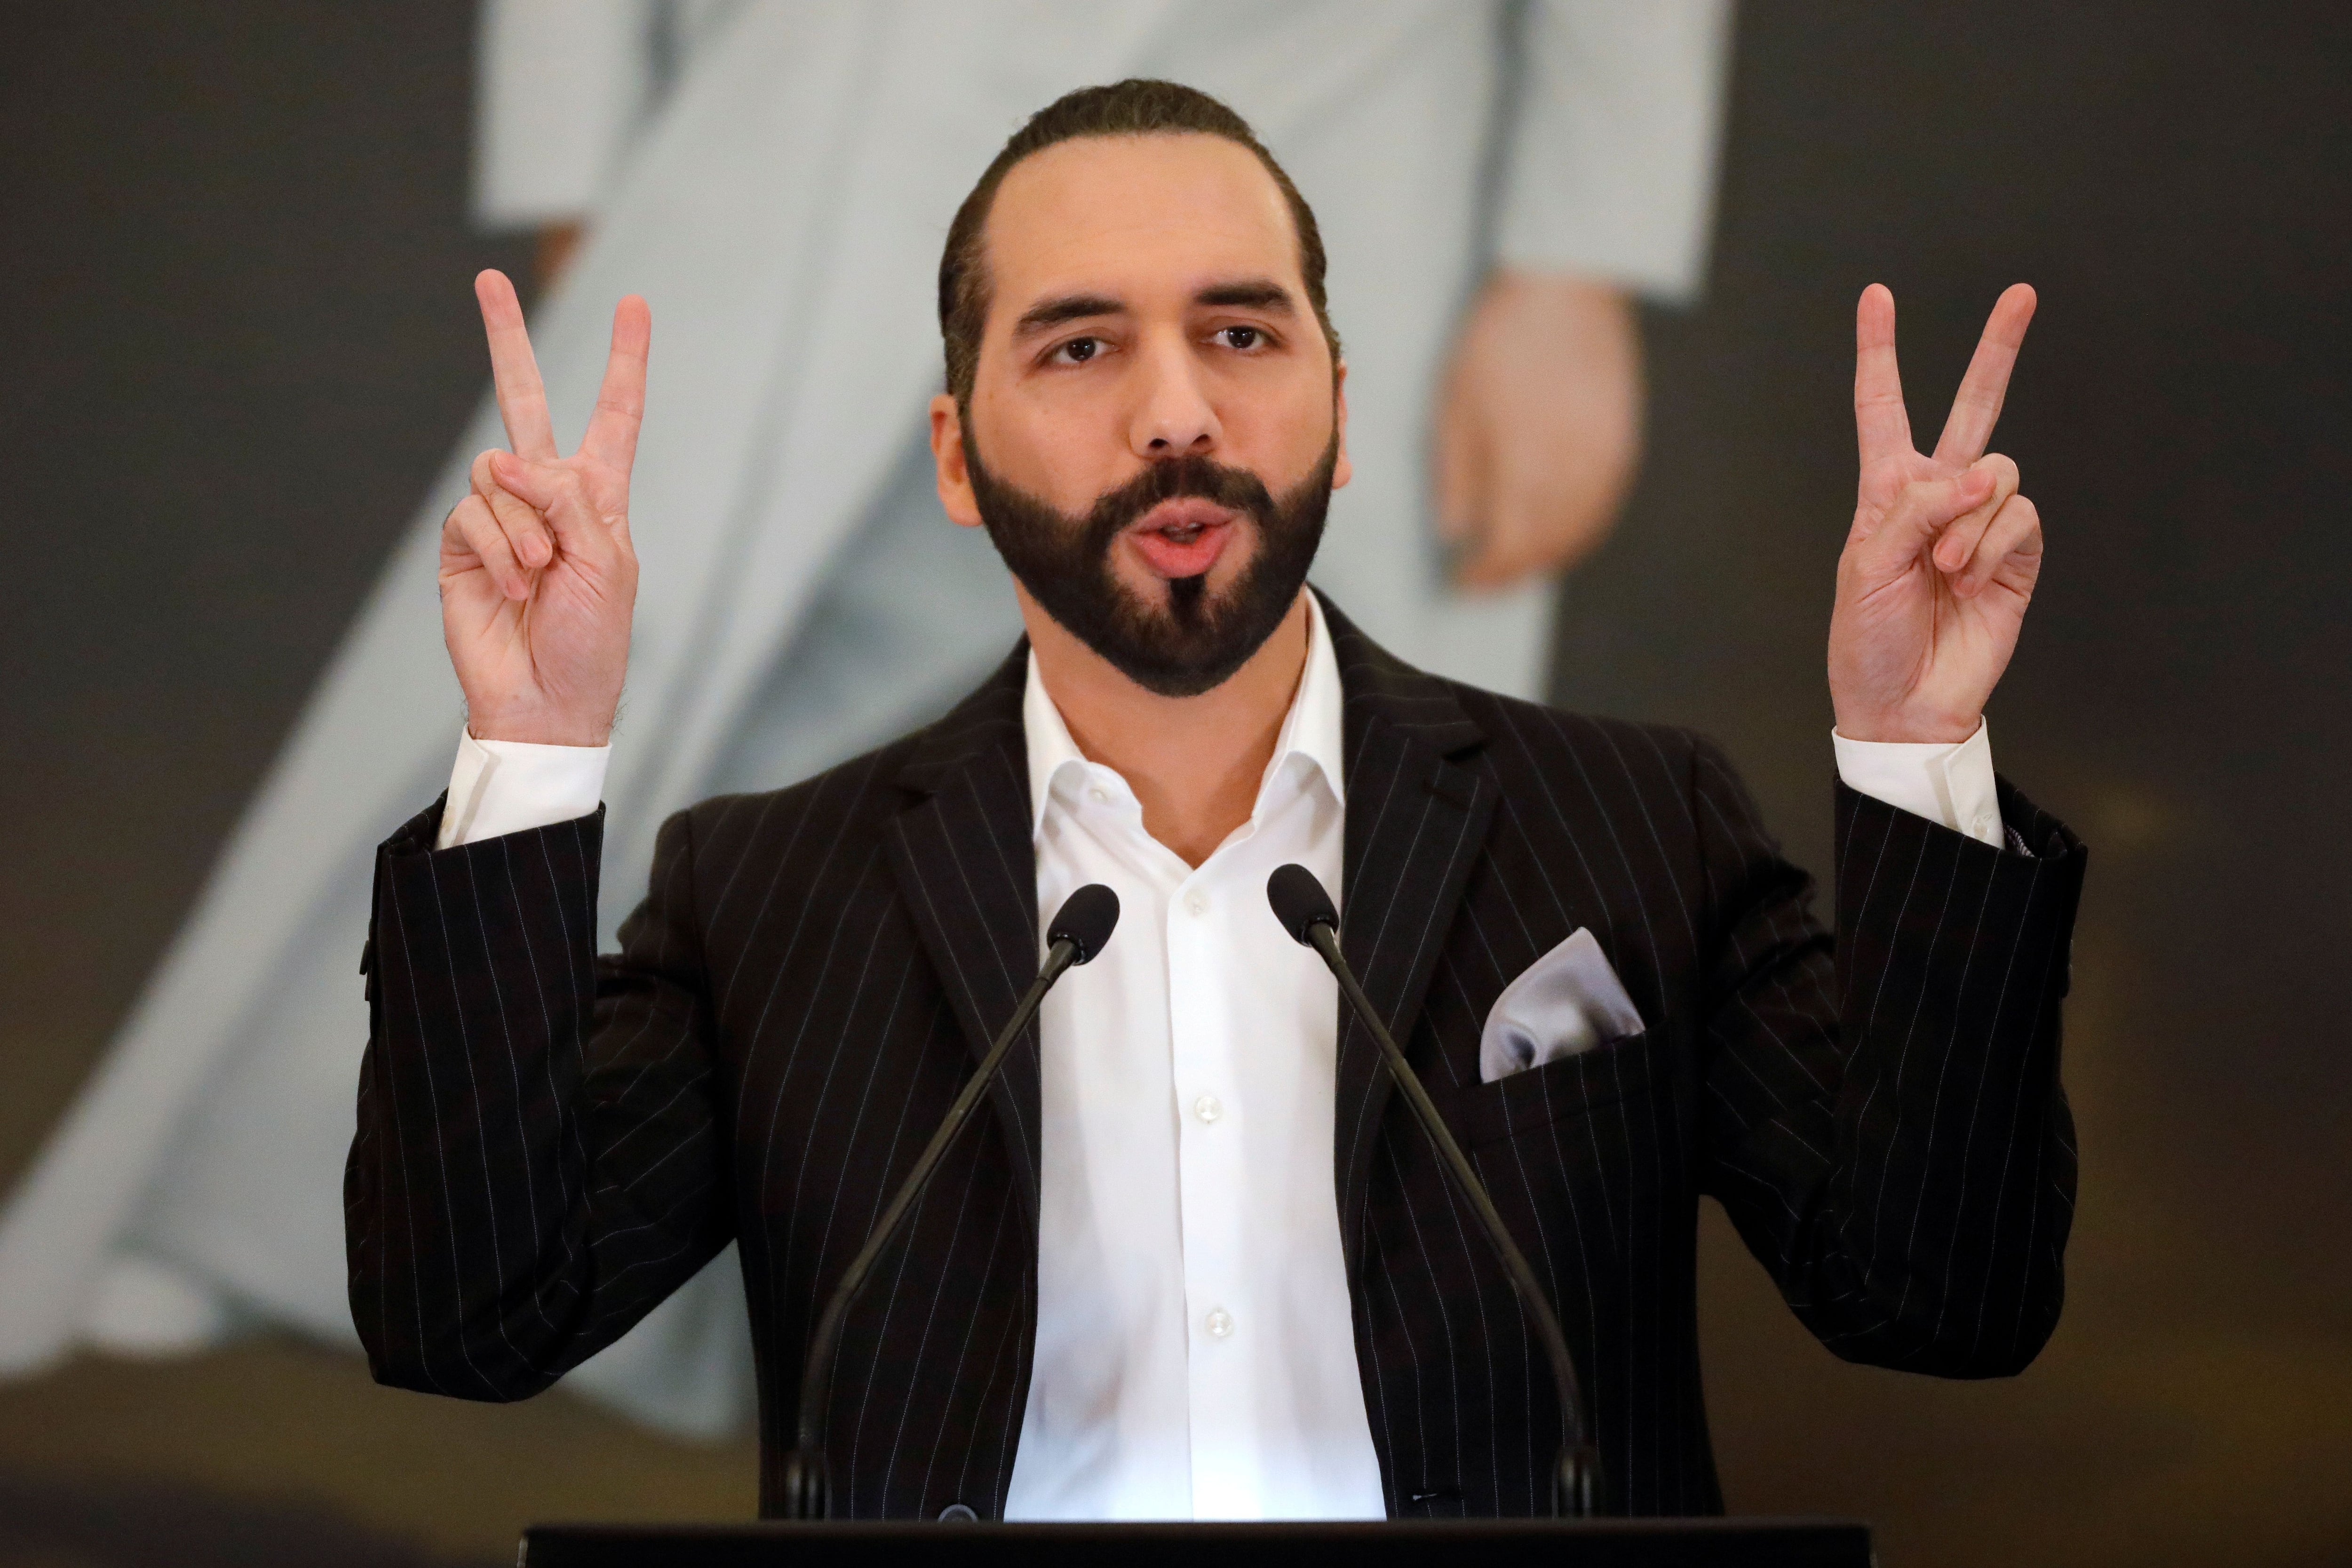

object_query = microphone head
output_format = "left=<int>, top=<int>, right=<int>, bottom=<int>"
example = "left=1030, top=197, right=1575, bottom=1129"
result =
left=1047, top=883, right=1120, bottom=965
left=1266, top=863, right=1337, bottom=946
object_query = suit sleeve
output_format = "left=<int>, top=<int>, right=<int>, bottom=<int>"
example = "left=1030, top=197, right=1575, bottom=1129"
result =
left=1690, top=738, right=2085, bottom=1376
left=345, top=798, right=732, bottom=1401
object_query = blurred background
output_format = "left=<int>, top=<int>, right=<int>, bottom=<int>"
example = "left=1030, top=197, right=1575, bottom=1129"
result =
left=2, top=3, right=2347, bottom=1565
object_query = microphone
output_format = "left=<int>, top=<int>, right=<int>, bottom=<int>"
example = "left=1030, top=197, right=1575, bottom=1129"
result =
left=778, top=883, right=1120, bottom=1520
left=1266, top=863, right=1601, bottom=1518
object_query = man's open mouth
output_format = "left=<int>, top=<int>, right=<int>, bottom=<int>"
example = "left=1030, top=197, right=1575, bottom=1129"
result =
left=1127, top=498, right=1241, bottom=581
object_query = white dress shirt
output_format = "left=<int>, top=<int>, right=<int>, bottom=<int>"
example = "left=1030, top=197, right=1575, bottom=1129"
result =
left=1004, top=596, right=1379, bottom=1519
left=435, top=602, right=2008, bottom=1516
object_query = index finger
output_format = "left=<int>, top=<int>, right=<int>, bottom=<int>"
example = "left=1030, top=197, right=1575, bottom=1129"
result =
left=1854, top=283, right=1914, bottom=469
left=474, top=269, right=559, bottom=461
left=580, top=294, right=651, bottom=473
left=1931, top=282, right=2037, bottom=466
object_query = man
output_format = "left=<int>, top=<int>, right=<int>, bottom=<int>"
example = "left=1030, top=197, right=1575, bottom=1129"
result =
left=350, top=82, right=2079, bottom=1520
left=0, top=5, right=1729, bottom=1430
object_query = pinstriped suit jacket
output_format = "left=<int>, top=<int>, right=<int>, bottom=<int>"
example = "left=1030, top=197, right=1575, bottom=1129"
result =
left=347, top=597, right=2085, bottom=1520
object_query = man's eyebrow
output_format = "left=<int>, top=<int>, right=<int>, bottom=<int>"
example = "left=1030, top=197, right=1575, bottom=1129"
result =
left=1012, top=293, right=1127, bottom=338
left=1194, top=279, right=1297, bottom=314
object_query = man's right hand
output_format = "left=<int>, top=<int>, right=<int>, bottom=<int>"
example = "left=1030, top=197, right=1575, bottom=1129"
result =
left=441, top=269, right=647, bottom=746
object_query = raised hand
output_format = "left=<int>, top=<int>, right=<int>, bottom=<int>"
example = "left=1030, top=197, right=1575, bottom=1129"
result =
left=440, top=271, right=647, bottom=746
left=1828, top=283, right=2042, bottom=744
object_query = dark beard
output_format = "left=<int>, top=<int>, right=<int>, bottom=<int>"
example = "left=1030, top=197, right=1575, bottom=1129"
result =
left=967, top=432, right=1336, bottom=698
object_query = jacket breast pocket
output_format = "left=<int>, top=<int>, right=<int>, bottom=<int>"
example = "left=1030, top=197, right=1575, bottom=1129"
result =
left=1440, top=1028, right=1656, bottom=1152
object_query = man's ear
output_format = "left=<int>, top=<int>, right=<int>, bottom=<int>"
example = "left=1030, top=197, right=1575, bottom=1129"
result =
left=1331, top=358, right=1352, bottom=491
left=930, top=393, right=985, bottom=528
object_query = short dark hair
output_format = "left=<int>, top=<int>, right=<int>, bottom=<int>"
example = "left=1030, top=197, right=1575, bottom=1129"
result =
left=937, top=79, right=1338, bottom=407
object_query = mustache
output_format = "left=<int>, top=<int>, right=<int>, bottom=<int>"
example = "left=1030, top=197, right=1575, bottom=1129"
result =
left=967, top=430, right=1336, bottom=697
left=1074, top=455, right=1281, bottom=559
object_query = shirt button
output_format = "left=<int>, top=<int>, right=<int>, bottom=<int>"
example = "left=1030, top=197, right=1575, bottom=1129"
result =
left=1204, top=1307, right=1234, bottom=1339
left=1184, top=891, right=1209, bottom=917
left=1089, top=786, right=1112, bottom=805
left=1974, top=812, right=1997, bottom=836
left=1194, top=1094, right=1224, bottom=1124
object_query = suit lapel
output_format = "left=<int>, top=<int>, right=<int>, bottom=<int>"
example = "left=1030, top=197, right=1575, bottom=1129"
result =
left=885, top=645, right=1045, bottom=1228
left=1322, top=596, right=1499, bottom=1275
left=878, top=605, right=1497, bottom=1262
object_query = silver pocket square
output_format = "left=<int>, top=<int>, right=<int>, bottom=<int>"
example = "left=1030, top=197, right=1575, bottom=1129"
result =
left=1478, top=929, right=1646, bottom=1084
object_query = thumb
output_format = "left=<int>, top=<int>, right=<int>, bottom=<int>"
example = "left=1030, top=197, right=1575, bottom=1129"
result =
left=1857, top=466, right=1996, bottom=573
left=488, top=452, right=613, bottom=566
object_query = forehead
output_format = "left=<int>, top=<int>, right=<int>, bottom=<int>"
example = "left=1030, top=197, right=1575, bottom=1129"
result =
left=982, top=133, right=1304, bottom=309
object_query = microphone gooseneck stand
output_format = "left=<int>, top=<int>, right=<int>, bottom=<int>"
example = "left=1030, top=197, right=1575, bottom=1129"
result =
left=1266, top=863, right=1603, bottom=1519
left=778, top=883, right=1120, bottom=1520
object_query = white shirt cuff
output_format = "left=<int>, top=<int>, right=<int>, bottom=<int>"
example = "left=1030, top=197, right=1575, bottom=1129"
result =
left=435, top=729, right=611, bottom=850
left=1832, top=721, right=2004, bottom=849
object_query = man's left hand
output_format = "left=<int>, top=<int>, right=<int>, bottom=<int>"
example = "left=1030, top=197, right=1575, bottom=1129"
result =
left=1828, top=283, right=2042, bottom=744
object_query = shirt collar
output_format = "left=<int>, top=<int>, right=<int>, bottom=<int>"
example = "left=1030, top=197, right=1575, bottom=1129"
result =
left=1023, top=591, right=1346, bottom=838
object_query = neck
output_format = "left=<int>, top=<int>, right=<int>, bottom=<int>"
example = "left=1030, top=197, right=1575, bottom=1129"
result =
left=1021, top=587, right=1312, bottom=868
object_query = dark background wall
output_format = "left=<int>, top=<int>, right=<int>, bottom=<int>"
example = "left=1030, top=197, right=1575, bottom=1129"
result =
left=1567, top=8, right=2352, bottom=1566
left=1, top=5, right=2345, bottom=1565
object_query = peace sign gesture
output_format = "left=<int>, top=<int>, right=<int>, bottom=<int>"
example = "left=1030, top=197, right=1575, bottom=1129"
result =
left=439, top=270, right=649, bottom=746
left=1827, top=283, right=2042, bottom=744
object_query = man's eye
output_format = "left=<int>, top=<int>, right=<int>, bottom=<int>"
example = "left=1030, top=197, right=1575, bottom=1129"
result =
left=1220, top=326, right=1264, bottom=350
left=1054, top=337, right=1100, bottom=365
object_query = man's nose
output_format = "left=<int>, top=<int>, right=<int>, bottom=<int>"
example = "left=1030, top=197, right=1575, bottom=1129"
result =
left=1128, top=333, right=1220, bottom=459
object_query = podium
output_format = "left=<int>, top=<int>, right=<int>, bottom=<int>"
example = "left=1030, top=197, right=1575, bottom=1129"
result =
left=520, top=1518, right=1872, bottom=1567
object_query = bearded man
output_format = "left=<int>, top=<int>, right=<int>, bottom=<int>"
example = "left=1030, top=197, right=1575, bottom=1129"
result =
left=347, top=81, right=2082, bottom=1521
left=0, top=1, right=1733, bottom=1437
